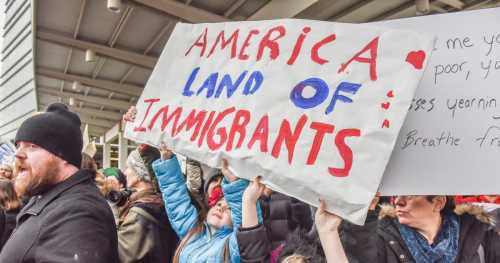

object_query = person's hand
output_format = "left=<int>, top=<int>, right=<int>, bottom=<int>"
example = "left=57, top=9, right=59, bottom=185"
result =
left=370, top=192, right=380, bottom=210
left=221, top=159, right=238, bottom=183
left=315, top=199, right=342, bottom=234
left=123, top=106, right=137, bottom=122
left=159, top=142, right=173, bottom=160
left=243, top=176, right=265, bottom=204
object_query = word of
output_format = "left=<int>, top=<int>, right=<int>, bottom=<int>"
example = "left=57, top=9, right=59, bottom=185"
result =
left=483, top=33, right=500, bottom=56
left=134, top=99, right=361, bottom=177
left=290, top=78, right=362, bottom=115
left=182, top=67, right=263, bottom=98
left=475, top=125, right=500, bottom=147
left=185, top=26, right=380, bottom=80
left=434, top=61, right=468, bottom=84
left=446, top=97, right=496, bottom=118
left=401, top=129, right=460, bottom=150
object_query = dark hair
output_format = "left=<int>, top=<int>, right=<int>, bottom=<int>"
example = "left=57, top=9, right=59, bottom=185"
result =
left=0, top=179, right=21, bottom=211
left=277, top=229, right=326, bottom=263
left=425, top=195, right=455, bottom=214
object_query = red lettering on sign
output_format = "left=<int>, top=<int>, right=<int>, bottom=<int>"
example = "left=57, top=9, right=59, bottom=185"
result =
left=134, top=98, right=160, bottom=132
left=226, top=110, right=251, bottom=151
left=311, top=34, right=336, bottom=65
left=328, top=128, right=360, bottom=177
left=207, top=30, right=240, bottom=58
left=185, top=27, right=208, bottom=57
left=307, top=122, right=335, bottom=165
left=257, top=26, right=286, bottom=61
left=338, top=36, right=379, bottom=80
left=271, top=115, right=308, bottom=164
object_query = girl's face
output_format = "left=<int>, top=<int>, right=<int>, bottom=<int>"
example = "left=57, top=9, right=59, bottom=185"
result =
left=206, top=199, right=232, bottom=229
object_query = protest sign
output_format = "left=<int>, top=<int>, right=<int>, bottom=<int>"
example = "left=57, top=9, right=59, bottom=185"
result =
left=376, top=7, right=500, bottom=195
left=0, top=139, right=15, bottom=165
left=125, top=19, right=433, bottom=224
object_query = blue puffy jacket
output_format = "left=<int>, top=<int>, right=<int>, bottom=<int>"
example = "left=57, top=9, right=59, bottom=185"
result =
left=153, top=156, right=258, bottom=263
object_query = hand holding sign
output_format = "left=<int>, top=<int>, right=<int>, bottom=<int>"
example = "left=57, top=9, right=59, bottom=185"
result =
left=221, top=159, right=238, bottom=183
left=125, top=19, right=433, bottom=224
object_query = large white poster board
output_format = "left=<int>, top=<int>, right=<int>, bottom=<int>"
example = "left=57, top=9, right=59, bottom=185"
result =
left=378, top=7, right=500, bottom=195
left=125, top=19, right=433, bottom=224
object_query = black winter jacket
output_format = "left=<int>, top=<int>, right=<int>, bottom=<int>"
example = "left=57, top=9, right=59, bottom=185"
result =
left=0, top=169, right=119, bottom=263
left=340, top=204, right=500, bottom=263
left=236, top=193, right=313, bottom=262
left=0, top=208, right=19, bottom=252
left=260, top=192, right=313, bottom=249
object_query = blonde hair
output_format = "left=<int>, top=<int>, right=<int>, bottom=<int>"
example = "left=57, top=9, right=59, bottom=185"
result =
left=172, top=208, right=232, bottom=263
left=282, top=254, right=308, bottom=263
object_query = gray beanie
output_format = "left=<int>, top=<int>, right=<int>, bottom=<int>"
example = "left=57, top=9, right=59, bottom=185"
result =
left=126, top=149, right=152, bottom=182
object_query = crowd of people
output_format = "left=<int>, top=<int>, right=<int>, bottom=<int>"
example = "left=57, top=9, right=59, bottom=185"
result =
left=0, top=103, right=498, bottom=262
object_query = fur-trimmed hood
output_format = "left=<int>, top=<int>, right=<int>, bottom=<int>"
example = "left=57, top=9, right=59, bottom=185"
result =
left=378, top=203, right=497, bottom=227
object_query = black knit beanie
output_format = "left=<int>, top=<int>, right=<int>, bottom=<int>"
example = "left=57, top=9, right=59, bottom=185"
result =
left=15, top=103, right=83, bottom=168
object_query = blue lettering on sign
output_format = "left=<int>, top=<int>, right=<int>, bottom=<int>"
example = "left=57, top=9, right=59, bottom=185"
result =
left=182, top=67, right=264, bottom=99
left=215, top=71, right=248, bottom=98
left=289, top=77, right=329, bottom=109
left=182, top=67, right=200, bottom=97
left=289, top=78, right=362, bottom=115
left=325, top=82, right=362, bottom=114
left=243, top=71, right=264, bottom=95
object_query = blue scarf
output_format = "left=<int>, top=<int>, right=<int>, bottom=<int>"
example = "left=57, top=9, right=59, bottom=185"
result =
left=397, top=213, right=460, bottom=263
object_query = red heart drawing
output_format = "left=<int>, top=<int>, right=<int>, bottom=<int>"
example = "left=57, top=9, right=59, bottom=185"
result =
left=387, top=90, right=394, bottom=98
left=381, top=102, right=390, bottom=109
left=382, top=119, right=390, bottom=128
left=405, top=50, right=426, bottom=70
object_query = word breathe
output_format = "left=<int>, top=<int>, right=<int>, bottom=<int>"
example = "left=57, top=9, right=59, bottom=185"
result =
left=134, top=99, right=361, bottom=177
left=401, top=129, right=460, bottom=150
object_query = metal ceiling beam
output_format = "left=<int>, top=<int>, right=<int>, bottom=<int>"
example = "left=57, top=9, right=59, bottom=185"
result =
left=437, top=0, right=464, bottom=9
left=78, top=115, right=116, bottom=128
left=247, top=0, right=318, bottom=20
left=225, top=0, right=247, bottom=17
left=37, top=29, right=157, bottom=69
left=132, top=0, right=229, bottom=23
left=329, top=0, right=376, bottom=21
left=464, top=0, right=497, bottom=10
left=119, top=20, right=173, bottom=84
left=69, top=106, right=123, bottom=121
left=39, top=99, right=123, bottom=121
left=370, top=0, right=428, bottom=21
left=38, top=87, right=132, bottom=111
left=41, top=104, right=115, bottom=128
left=37, top=67, right=143, bottom=97
left=88, top=126, right=108, bottom=136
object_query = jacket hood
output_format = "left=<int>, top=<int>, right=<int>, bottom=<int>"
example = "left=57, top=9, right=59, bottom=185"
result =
left=378, top=203, right=496, bottom=227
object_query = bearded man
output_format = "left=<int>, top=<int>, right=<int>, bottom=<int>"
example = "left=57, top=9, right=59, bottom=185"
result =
left=0, top=103, right=119, bottom=263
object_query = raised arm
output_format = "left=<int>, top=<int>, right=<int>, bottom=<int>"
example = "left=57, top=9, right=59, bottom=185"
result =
left=152, top=144, right=198, bottom=238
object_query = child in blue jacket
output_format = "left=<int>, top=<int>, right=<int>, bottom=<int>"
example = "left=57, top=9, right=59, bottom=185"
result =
left=152, top=144, right=263, bottom=263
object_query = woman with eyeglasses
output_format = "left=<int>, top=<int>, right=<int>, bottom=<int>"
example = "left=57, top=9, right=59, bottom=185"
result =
left=330, top=195, right=500, bottom=263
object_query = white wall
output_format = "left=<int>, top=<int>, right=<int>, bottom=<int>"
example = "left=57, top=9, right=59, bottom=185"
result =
left=0, top=0, right=37, bottom=140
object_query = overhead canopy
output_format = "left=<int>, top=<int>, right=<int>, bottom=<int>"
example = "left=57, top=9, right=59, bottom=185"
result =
left=31, top=0, right=500, bottom=137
